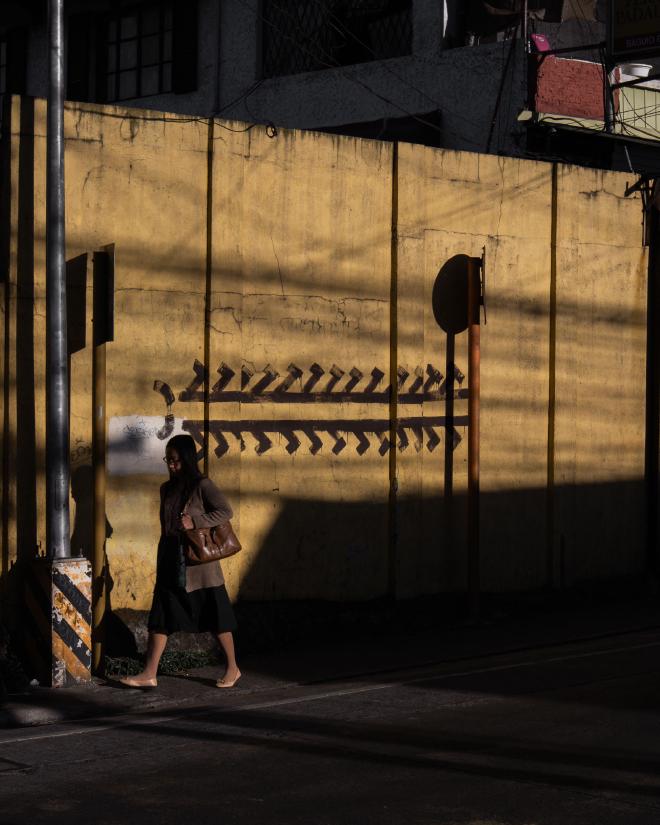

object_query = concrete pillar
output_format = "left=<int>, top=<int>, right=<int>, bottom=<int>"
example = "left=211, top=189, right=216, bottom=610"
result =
left=24, top=558, right=92, bottom=687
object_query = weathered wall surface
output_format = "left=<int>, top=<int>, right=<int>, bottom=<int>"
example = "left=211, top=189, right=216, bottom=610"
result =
left=553, top=165, right=647, bottom=584
left=0, top=96, right=648, bottom=614
left=396, top=148, right=554, bottom=596
left=396, top=149, right=647, bottom=594
left=206, top=126, right=394, bottom=602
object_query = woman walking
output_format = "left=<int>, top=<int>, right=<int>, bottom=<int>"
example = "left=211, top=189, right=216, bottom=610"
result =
left=120, top=434, right=241, bottom=689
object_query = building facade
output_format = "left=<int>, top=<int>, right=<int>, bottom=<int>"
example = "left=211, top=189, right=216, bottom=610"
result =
left=2, top=1, right=616, bottom=159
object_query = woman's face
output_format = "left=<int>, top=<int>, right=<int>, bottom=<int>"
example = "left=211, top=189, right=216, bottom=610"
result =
left=164, top=448, right=182, bottom=477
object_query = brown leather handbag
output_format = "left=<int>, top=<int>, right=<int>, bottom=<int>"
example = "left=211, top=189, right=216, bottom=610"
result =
left=183, top=520, right=242, bottom=565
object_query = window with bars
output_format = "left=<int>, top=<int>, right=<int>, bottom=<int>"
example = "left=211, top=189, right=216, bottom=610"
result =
left=262, top=0, right=412, bottom=79
left=104, top=3, right=174, bottom=102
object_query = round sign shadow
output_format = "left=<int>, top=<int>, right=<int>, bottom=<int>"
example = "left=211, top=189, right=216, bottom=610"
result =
left=432, top=254, right=469, bottom=335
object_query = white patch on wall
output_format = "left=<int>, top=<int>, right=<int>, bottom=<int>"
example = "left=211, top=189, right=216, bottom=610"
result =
left=108, top=416, right=189, bottom=476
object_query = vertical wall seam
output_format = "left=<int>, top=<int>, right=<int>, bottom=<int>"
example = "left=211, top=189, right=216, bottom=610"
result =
left=546, top=163, right=558, bottom=588
left=204, top=118, right=214, bottom=474
left=388, top=142, right=399, bottom=598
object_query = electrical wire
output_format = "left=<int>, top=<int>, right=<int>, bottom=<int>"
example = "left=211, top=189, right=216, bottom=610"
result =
left=212, top=78, right=266, bottom=118
left=620, top=121, right=660, bottom=141
left=539, top=113, right=606, bottom=129
left=65, top=103, right=276, bottom=137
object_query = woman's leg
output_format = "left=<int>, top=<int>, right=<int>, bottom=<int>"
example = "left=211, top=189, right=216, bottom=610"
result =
left=119, top=631, right=167, bottom=687
left=217, top=631, right=240, bottom=684
left=142, top=631, right=168, bottom=678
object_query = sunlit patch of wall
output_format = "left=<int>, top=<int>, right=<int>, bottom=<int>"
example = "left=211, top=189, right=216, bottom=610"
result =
left=397, top=148, right=647, bottom=594
left=210, top=127, right=394, bottom=601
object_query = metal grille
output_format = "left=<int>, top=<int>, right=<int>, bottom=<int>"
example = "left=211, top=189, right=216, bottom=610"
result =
left=262, top=0, right=412, bottom=78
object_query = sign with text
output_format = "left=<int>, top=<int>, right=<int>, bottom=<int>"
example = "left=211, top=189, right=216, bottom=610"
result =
left=609, top=0, right=660, bottom=60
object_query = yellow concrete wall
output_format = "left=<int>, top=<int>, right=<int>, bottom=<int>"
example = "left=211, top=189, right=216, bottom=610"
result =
left=397, top=149, right=555, bottom=594
left=553, top=166, right=647, bottom=583
left=208, top=127, right=393, bottom=601
left=0, top=96, right=649, bottom=611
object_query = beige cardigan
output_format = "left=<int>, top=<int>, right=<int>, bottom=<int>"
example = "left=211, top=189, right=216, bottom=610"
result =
left=161, top=477, right=233, bottom=593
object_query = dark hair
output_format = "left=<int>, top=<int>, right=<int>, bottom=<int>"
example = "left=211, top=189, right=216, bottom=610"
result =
left=166, top=434, right=203, bottom=505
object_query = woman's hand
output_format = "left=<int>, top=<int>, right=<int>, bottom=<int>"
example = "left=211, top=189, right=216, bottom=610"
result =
left=180, top=513, right=194, bottom=530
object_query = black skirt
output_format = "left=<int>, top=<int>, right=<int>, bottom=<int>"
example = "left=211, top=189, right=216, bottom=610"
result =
left=148, top=537, right=237, bottom=636
left=148, top=583, right=237, bottom=635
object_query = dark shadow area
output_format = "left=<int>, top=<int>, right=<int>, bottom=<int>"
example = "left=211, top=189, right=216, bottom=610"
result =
left=5, top=656, right=660, bottom=815
left=66, top=253, right=87, bottom=356
left=234, top=479, right=646, bottom=657
left=101, top=476, right=650, bottom=684
left=0, top=98, right=11, bottom=589
left=433, top=254, right=470, bottom=564
left=320, top=111, right=443, bottom=149
left=0, top=98, right=37, bottom=690
left=59, top=457, right=649, bottom=689
left=432, top=255, right=469, bottom=336
left=15, top=95, right=36, bottom=567
left=101, top=697, right=660, bottom=800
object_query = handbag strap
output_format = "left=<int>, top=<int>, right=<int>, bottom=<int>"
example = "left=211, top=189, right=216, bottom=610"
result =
left=181, top=477, right=206, bottom=517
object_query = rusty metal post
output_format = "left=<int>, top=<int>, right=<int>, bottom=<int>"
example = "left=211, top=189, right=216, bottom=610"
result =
left=91, top=247, right=114, bottom=674
left=467, top=257, right=481, bottom=622
left=92, top=329, right=106, bottom=674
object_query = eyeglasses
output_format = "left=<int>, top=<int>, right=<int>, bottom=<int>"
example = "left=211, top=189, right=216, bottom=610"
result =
left=163, top=457, right=181, bottom=466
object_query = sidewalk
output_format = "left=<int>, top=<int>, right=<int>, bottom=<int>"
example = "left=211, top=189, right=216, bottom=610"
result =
left=3, top=591, right=660, bottom=730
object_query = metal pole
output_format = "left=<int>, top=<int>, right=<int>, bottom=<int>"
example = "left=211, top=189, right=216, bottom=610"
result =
left=604, top=49, right=615, bottom=134
left=92, top=333, right=107, bottom=673
left=522, top=0, right=528, bottom=47
left=46, top=0, right=71, bottom=559
left=467, top=257, right=480, bottom=622
left=605, top=76, right=614, bottom=133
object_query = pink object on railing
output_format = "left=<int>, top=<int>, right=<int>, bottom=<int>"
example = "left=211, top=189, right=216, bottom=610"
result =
left=530, top=33, right=551, bottom=52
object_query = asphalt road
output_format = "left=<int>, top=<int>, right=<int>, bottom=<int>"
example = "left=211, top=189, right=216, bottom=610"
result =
left=3, top=628, right=660, bottom=825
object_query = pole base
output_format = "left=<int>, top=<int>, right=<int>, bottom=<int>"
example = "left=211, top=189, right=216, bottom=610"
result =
left=24, top=558, right=92, bottom=687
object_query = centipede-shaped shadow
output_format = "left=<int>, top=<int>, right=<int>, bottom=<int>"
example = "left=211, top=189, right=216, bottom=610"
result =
left=181, top=417, right=466, bottom=457
left=170, top=359, right=466, bottom=404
